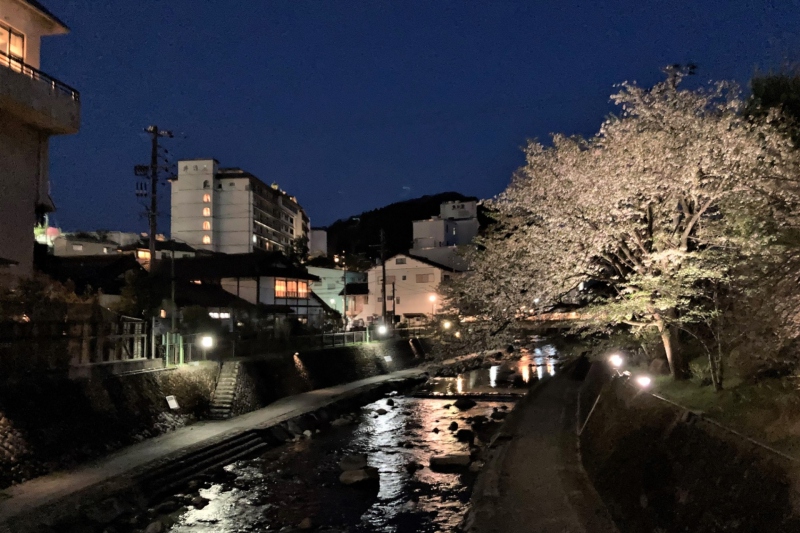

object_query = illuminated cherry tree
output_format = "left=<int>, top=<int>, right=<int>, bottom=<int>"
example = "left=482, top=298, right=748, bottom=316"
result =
left=448, top=68, right=800, bottom=381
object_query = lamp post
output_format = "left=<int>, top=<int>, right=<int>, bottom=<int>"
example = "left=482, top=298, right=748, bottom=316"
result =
left=429, top=294, right=436, bottom=316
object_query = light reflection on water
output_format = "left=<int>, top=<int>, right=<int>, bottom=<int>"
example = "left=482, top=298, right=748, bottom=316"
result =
left=168, top=397, right=515, bottom=533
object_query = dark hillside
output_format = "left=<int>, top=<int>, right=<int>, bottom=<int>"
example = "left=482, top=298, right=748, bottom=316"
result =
left=325, top=192, right=479, bottom=262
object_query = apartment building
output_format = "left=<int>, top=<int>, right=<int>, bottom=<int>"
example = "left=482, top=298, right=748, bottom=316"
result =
left=170, top=159, right=310, bottom=255
left=410, top=200, right=479, bottom=270
left=0, top=0, right=80, bottom=284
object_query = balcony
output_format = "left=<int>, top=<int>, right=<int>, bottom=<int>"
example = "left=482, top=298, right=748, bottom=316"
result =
left=0, top=50, right=80, bottom=134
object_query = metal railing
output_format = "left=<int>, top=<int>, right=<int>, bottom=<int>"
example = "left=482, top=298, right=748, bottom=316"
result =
left=0, top=50, right=80, bottom=101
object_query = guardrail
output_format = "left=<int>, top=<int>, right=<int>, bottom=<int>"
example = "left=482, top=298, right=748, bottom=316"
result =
left=0, top=50, right=80, bottom=101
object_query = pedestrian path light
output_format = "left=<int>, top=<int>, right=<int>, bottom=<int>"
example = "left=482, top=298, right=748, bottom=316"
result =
left=635, top=375, right=652, bottom=389
left=378, top=325, right=388, bottom=335
left=200, top=335, right=214, bottom=349
left=443, top=320, right=452, bottom=330
left=609, top=354, right=624, bottom=369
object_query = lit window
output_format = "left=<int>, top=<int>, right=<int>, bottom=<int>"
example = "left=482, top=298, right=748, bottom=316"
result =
left=203, top=221, right=211, bottom=230
left=203, top=194, right=211, bottom=203
left=298, top=281, right=309, bottom=298
left=103, top=247, right=110, bottom=254
left=138, top=250, right=151, bottom=260
left=275, top=279, right=287, bottom=298
left=287, top=280, right=298, bottom=298
left=202, top=235, right=211, bottom=244
left=72, top=244, right=83, bottom=251
left=203, top=207, right=211, bottom=216
left=252, top=234, right=257, bottom=243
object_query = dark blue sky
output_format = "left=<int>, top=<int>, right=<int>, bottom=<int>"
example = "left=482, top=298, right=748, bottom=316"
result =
left=43, top=0, right=800, bottom=233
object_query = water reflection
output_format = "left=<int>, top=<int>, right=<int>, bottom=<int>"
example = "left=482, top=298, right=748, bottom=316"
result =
left=489, top=365, right=498, bottom=388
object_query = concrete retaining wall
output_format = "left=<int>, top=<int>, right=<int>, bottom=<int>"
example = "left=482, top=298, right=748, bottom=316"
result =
left=0, top=363, right=218, bottom=489
left=580, top=372, right=800, bottom=532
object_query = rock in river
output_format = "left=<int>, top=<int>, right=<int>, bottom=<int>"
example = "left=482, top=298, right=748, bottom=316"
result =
left=339, top=466, right=380, bottom=486
left=338, top=454, right=368, bottom=471
left=448, top=421, right=459, bottom=431
left=429, top=454, right=471, bottom=471
left=456, top=429, right=475, bottom=443
left=376, top=408, right=388, bottom=415
left=453, top=398, right=477, bottom=411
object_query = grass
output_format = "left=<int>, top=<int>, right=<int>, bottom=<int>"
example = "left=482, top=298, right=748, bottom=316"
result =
left=651, top=372, right=800, bottom=459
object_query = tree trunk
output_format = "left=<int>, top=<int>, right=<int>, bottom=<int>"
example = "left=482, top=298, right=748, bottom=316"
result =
left=657, top=312, right=688, bottom=380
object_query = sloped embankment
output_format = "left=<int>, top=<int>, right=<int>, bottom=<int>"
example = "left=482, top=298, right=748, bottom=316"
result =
left=580, top=369, right=800, bottom=532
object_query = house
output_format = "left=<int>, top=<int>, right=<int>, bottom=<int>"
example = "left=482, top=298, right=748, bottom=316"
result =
left=410, top=200, right=479, bottom=270
left=359, top=253, right=463, bottom=325
left=52, top=231, right=139, bottom=257
left=170, top=159, right=310, bottom=255
left=306, top=266, right=366, bottom=316
left=37, top=253, right=145, bottom=308
left=167, top=252, right=330, bottom=329
left=117, top=237, right=196, bottom=270
left=339, top=282, right=369, bottom=327
left=0, top=0, right=80, bottom=285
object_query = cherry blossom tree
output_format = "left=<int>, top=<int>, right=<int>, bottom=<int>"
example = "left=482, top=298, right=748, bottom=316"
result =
left=448, top=68, right=800, bottom=381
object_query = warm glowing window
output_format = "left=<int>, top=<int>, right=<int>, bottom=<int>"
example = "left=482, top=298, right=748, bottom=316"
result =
left=275, top=279, right=287, bottom=298
left=203, top=194, right=211, bottom=203
left=298, top=281, right=309, bottom=298
left=202, top=235, right=211, bottom=244
left=203, top=221, right=211, bottom=230
left=287, top=280, right=298, bottom=298
left=137, top=250, right=151, bottom=259
left=203, top=207, right=211, bottom=216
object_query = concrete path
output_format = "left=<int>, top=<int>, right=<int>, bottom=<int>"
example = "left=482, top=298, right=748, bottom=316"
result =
left=0, top=367, right=426, bottom=525
left=467, top=373, right=618, bottom=533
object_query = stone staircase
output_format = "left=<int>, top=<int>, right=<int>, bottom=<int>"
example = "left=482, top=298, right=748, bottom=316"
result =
left=210, top=361, right=240, bottom=420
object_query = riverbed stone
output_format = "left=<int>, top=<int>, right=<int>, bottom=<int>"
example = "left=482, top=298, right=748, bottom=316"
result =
left=386, top=398, right=395, bottom=406
left=338, top=454, right=368, bottom=471
left=330, top=417, right=350, bottom=427
left=191, top=496, right=209, bottom=509
left=303, top=430, right=312, bottom=438
left=430, top=454, right=471, bottom=470
left=490, top=411, right=508, bottom=420
left=454, top=398, right=477, bottom=410
left=469, top=460, right=485, bottom=473
left=144, top=521, right=164, bottom=533
left=376, top=408, right=388, bottom=415
left=298, top=517, right=313, bottom=529
left=339, top=466, right=380, bottom=486
left=154, top=500, right=181, bottom=514
left=456, top=429, right=475, bottom=443
left=448, top=421, right=459, bottom=431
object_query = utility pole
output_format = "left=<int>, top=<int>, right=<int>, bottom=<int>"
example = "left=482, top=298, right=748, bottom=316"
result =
left=380, top=229, right=387, bottom=325
left=341, top=251, right=347, bottom=331
left=138, top=125, right=173, bottom=270
left=391, top=281, right=396, bottom=321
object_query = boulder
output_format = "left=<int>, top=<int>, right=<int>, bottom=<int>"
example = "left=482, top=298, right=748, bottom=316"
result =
left=404, top=461, right=423, bottom=473
left=376, top=408, right=388, bottom=415
left=471, top=415, right=488, bottom=425
left=429, top=454, right=471, bottom=471
left=144, top=521, right=164, bottom=533
left=386, top=398, right=395, bottom=407
left=448, top=421, right=459, bottom=431
left=339, top=467, right=380, bottom=486
left=298, top=517, right=313, bottom=529
left=455, top=429, right=475, bottom=443
left=469, top=460, right=485, bottom=473
left=443, top=404, right=452, bottom=409
left=191, top=496, right=209, bottom=509
left=453, top=398, right=477, bottom=411
left=338, top=454, right=368, bottom=472
left=303, top=430, right=312, bottom=438
left=649, top=358, right=671, bottom=376
left=490, top=411, right=508, bottom=420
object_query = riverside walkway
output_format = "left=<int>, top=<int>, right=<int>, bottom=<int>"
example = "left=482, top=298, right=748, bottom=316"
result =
left=466, top=372, right=618, bottom=533
left=0, top=367, right=426, bottom=529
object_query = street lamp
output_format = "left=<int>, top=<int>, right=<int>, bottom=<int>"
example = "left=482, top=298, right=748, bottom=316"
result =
left=635, top=375, right=652, bottom=389
left=378, top=325, right=388, bottom=335
left=200, top=335, right=214, bottom=349
left=429, top=294, right=437, bottom=316
left=443, top=320, right=452, bottom=330
left=609, top=354, right=624, bottom=369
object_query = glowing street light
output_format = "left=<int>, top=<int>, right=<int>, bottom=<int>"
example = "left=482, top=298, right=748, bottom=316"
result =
left=443, top=320, right=452, bottom=330
left=635, top=375, right=652, bottom=389
left=429, top=294, right=437, bottom=316
left=200, top=335, right=214, bottom=349
left=378, top=325, right=388, bottom=335
left=454, top=331, right=461, bottom=338
left=609, top=354, right=624, bottom=369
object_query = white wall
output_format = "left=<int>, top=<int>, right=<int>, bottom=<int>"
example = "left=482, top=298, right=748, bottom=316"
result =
left=307, top=266, right=365, bottom=313
left=214, top=178, right=253, bottom=254
left=171, top=159, right=218, bottom=252
left=440, top=200, right=477, bottom=220
left=360, top=254, right=455, bottom=322
left=0, top=0, right=68, bottom=69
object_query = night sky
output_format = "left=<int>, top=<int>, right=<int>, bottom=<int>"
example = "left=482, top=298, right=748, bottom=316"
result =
left=42, top=1, right=800, bottom=233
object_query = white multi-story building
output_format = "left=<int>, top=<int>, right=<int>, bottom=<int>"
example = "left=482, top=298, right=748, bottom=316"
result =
left=309, top=228, right=327, bottom=258
left=0, top=0, right=80, bottom=285
left=170, top=159, right=310, bottom=255
left=357, top=253, right=461, bottom=325
left=410, top=200, right=479, bottom=270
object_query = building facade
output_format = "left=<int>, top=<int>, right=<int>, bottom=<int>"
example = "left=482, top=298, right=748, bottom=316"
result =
left=306, top=266, right=366, bottom=315
left=52, top=231, right=139, bottom=257
left=0, top=0, right=80, bottom=284
left=309, top=228, right=327, bottom=258
left=358, top=253, right=460, bottom=325
left=170, top=159, right=310, bottom=255
left=410, top=200, right=478, bottom=270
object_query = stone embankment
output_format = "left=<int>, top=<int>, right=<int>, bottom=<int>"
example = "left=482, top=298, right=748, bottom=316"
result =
left=579, top=364, right=800, bottom=532
left=0, top=337, right=428, bottom=491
